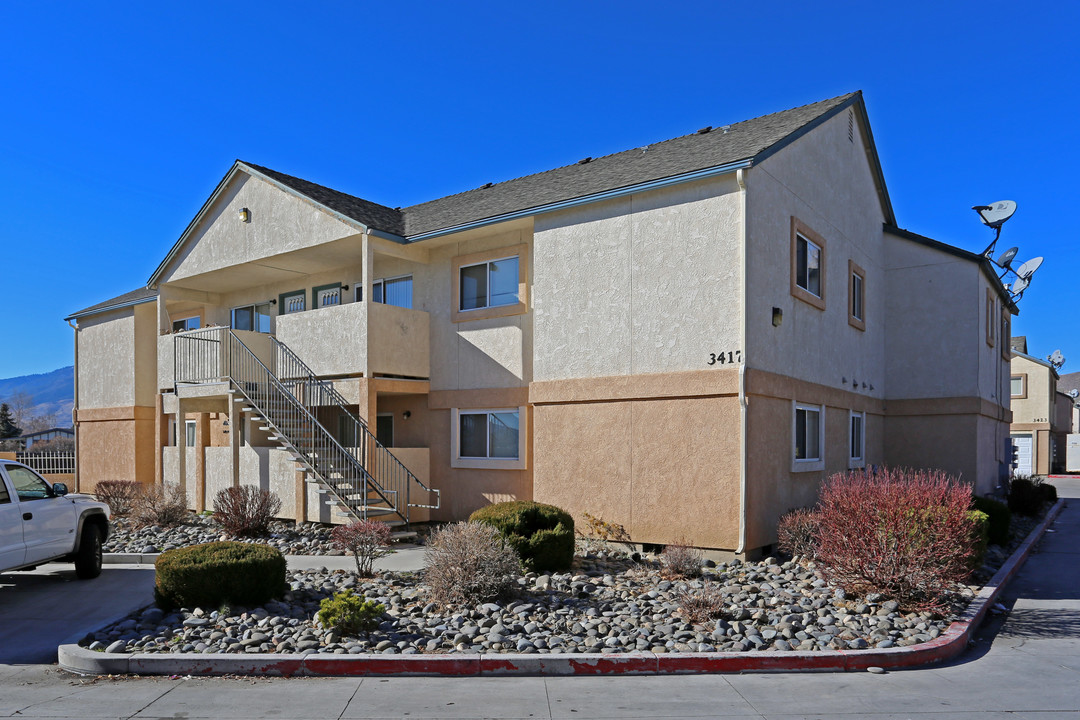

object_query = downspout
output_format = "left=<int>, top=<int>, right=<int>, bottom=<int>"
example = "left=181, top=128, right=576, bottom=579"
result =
left=736, top=168, right=749, bottom=555
left=67, top=319, right=79, bottom=492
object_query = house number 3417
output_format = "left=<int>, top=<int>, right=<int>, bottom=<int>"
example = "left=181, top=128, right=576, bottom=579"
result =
left=708, top=350, right=742, bottom=365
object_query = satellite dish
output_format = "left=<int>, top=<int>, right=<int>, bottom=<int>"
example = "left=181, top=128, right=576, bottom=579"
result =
left=1010, top=275, right=1030, bottom=295
left=1014, top=256, right=1044, bottom=279
left=996, top=247, right=1019, bottom=268
left=1070, top=389, right=1079, bottom=399
left=1049, top=350, right=1066, bottom=368
left=975, top=200, right=1017, bottom=229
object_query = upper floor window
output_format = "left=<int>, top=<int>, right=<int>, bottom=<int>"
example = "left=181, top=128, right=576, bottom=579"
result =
left=314, top=283, right=342, bottom=309
left=1001, top=311, right=1012, bottom=361
left=1011, top=374, right=1027, bottom=398
left=849, top=260, right=866, bottom=331
left=460, top=256, right=519, bottom=311
left=790, top=218, right=826, bottom=310
left=280, top=290, right=306, bottom=314
left=172, top=316, right=200, bottom=332
left=985, top=289, right=996, bottom=348
left=231, top=303, right=272, bottom=333
left=356, top=275, right=413, bottom=309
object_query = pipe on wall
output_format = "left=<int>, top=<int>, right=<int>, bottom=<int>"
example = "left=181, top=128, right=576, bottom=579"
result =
left=735, top=167, right=749, bottom=555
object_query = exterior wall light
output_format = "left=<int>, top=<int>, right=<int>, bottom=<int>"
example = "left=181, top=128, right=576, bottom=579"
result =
left=238, top=207, right=251, bottom=223
left=772, top=307, right=783, bottom=327
left=402, top=410, right=412, bottom=419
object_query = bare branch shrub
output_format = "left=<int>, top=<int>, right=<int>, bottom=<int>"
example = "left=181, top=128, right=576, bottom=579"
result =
left=424, top=522, right=522, bottom=607
left=661, top=539, right=704, bottom=578
left=132, top=483, right=189, bottom=528
left=331, top=519, right=394, bottom=576
left=815, top=467, right=978, bottom=613
left=94, top=480, right=143, bottom=517
left=213, top=486, right=282, bottom=537
left=776, top=508, right=820, bottom=559
left=675, top=583, right=726, bottom=626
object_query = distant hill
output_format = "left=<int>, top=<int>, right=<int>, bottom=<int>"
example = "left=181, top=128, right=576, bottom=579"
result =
left=0, top=366, right=75, bottom=427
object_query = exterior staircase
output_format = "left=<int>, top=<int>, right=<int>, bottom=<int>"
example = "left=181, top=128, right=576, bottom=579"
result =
left=173, top=328, right=439, bottom=532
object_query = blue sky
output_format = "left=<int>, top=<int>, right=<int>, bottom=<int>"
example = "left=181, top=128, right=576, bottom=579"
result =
left=0, top=1, right=1076, bottom=379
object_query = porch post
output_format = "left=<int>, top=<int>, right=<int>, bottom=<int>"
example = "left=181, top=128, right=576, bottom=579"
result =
left=176, top=398, right=186, bottom=499
left=229, top=398, right=241, bottom=488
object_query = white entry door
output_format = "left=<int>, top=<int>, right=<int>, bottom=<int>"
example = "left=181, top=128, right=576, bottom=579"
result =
left=1012, top=434, right=1033, bottom=477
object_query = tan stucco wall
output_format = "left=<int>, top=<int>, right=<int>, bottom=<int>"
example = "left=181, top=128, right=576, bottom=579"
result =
left=161, top=172, right=359, bottom=284
left=532, top=176, right=742, bottom=382
left=1011, top=355, right=1056, bottom=426
left=746, top=110, right=886, bottom=396
left=75, top=407, right=156, bottom=493
left=78, top=309, right=139, bottom=408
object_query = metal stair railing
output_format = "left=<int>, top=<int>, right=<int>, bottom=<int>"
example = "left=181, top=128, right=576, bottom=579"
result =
left=173, top=327, right=399, bottom=522
left=270, top=336, right=440, bottom=521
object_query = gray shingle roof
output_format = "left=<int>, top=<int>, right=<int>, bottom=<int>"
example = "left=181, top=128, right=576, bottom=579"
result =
left=66, top=286, right=157, bottom=320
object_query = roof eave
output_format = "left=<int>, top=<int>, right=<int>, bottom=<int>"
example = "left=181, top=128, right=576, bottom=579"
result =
left=65, top=294, right=158, bottom=322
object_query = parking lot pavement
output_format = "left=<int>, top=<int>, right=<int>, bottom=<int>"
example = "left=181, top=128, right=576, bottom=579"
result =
left=0, top=562, right=155, bottom=664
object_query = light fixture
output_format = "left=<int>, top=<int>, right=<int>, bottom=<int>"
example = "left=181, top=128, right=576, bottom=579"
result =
left=772, top=307, right=783, bottom=327
left=222, top=418, right=230, bottom=434
left=269, top=299, right=277, bottom=305
left=402, top=410, right=411, bottom=420
left=238, top=207, right=251, bottom=223
left=341, top=284, right=350, bottom=291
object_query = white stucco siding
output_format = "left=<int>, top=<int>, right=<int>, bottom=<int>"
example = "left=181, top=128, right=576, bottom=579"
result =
left=532, top=176, right=742, bottom=382
left=78, top=309, right=138, bottom=408
left=745, top=110, right=887, bottom=394
left=883, top=238, right=980, bottom=399
left=161, top=173, right=359, bottom=284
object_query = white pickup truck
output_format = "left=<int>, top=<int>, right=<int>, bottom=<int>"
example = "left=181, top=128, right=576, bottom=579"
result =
left=0, top=459, right=110, bottom=579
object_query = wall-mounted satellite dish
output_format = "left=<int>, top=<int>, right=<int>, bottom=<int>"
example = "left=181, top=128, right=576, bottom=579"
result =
left=1070, top=389, right=1079, bottom=399
left=1010, top=275, right=1030, bottom=296
left=974, top=200, right=1017, bottom=229
left=1049, top=350, right=1066, bottom=369
left=1014, top=256, right=1044, bottom=279
left=996, top=247, right=1019, bottom=268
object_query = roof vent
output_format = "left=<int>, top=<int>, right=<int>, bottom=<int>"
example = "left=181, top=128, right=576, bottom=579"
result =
left=697, top=126, right=712, bottom=135
left=848, top=110, right=854, bottom=143
left=577, top=157, right=592, bottom=165
left=482, top=183, right=493, bottom=189
left=721, top=125, right=731, bottom=134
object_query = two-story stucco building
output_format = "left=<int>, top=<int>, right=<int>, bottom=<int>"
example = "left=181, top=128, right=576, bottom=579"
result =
left=67, top=92, right=1015, bottom=555
left=1009, top=337, right=1071, bottom=475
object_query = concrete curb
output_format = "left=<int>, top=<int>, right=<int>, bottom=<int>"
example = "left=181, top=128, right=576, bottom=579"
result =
left=63, top=500, right=1064, bottom=677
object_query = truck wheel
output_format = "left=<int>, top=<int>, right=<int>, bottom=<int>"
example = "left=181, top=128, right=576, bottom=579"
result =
left=75, top=525, right=103, bottom=579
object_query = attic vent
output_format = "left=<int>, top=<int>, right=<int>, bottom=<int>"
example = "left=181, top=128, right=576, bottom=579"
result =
left=482, top=183, right=493, bottom=189
left=577, top=157, right=592, bottom=165
left=848, top=110, right=854, bottom=143
left=697, top=126, right=712, bottom=135
left=721, top=125, right=731, bottom=134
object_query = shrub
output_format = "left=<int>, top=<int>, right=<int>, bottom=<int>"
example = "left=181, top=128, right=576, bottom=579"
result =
left=968, top=510, right=990, bottom=570
left=675, top=583, right=725, bottom=626
left=94, top=480, right=143, bottom=516
left=424, top=522, right=522, bottom=606
left=469, top=501, right=575, bottom=572
left=330, top=520, right=394, bottom=576
left=660, top=539, right=704, bottom=578
left=154, top=541, right=287, bottom=610
left=1008, top=477, right=1043, bottom=517
left=213, top=486, right=282, bottom=537
left=814, top=467, right=980, bottom=613
left=317, top=590, right=385, bottom=636
left=776, top=508, right=820, bottom=559
left=1036, top=479, right=1058, bottom=504
left=579, top=512, right=631, bottom=543
left=972, top=496, right=1011, bottom=546
left=132, top=483, right=189, bottom=528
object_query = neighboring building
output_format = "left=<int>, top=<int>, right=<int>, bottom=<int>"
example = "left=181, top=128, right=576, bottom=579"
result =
left=1058, top=371, right=1080, bottom=434
left=67, top=92, right=1015, bottom=554
left=1009, top=345, right=1071, bottom=475
left=17, top=427, right=74, bottom=449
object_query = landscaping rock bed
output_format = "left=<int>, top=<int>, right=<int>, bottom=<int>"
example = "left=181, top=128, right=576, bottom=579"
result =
left=104, top=515, right=341, bottom=557
left=84, top=552, right=969, bottom=656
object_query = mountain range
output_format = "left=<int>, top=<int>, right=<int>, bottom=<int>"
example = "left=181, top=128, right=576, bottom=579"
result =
left=0, top=366, right=75, bottom=428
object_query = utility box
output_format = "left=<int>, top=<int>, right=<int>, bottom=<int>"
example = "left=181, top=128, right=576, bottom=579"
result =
left=1067, top=434, right=1080, bottom=473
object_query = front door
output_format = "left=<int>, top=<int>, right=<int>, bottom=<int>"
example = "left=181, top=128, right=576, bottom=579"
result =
left=1012, top=434, right=1033, bottom=477
left=4, top=466, right=76, bottom=564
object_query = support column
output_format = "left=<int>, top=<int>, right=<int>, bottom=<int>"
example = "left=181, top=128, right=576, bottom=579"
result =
left=229, top=398, right=241, bottom=488
left=155, top=394, right=166, bottom=487
left=295, top=468, right=307, bottom=523
left=195, top=412, right=210, bottom=511
left=176, top=399, right=187, bottom=498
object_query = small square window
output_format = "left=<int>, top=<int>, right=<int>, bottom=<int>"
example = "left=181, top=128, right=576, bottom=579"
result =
left=1011, top=375, right=1027, bottom=399
left=313, top=283, right=342, bottom=309
left=280, top=290, right=306, bottom=314
left=790, top=219, right=826, bottom=310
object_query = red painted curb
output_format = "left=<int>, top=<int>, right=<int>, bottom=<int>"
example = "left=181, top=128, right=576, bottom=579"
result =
left=59, top=499, right=1064, bottom=677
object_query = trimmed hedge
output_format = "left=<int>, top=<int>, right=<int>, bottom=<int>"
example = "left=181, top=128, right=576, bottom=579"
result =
left=1008, top=477, right=1043, bottom=517
left=469, top=501, right=575, bottom=572
left=154, top=541, right=287, bottom=610
left=972, top=495, right=1011, bottom=546
left=968, top=510, right=989, bottom=570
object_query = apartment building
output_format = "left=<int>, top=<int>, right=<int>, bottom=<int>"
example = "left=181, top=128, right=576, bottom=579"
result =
left=67, top=92, right=1015, bottom=554
left=1009, top=339, right=1071, bottom=475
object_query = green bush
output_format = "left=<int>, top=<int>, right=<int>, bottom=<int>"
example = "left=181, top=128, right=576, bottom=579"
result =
left=972, top=496, right=1011, bottom=546
left=469, top=501, right=575, bottom=572
left=1008, top=477, right=1043, bottom=517
left=1037, top=480, right=1058, bottom=504
left=317, top=591, right=385, bottom=636
left=154, top=541, right=287, bottom=610
left=967, top=510, right=989, bottom=570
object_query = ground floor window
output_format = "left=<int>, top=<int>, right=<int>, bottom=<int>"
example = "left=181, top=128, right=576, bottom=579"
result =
left=459, top=410, right=519, bottom=459
left=793, top=402, right=824, bottom=471
left=849, top=411, right=865, bottom=467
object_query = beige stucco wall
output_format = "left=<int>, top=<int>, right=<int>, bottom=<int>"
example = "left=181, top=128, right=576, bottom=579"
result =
left=75, top=407, right=156, bottom=493
left=1011, top=355, right=1056, bottom=425
left=160, top=172, right=359, bottom=285
left=746, top=110, right=886, bottom=395
left=532, top=176, right=742, bottom=382
left=276, top=302, right=369, bottom=378
left=78, top=309, right=139, bottom=408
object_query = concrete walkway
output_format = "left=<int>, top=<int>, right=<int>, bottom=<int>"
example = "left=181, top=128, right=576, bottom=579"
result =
left=1, top=481, right=1077, bottom=718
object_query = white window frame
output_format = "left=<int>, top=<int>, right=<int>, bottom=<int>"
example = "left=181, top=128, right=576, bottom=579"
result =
left=795, top=234, right=823, bottom=298
left=185, top=420, right=197, bottom=448
left=356, top=274, right=413, bottom=309
left=792, top=401, right=825, bottom=472
left=230, top=302, right=272, bottom=333
left=458, top=255, right=520, bottom=312
left=849, top=410, right=865, bottom=469
left=450, top=406, right=528, bottom=470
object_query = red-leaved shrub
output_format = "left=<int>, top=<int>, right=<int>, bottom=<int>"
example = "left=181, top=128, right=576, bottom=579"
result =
left=814, top=467, right=978, bottom=613
left=661, top=539, right=704, bottom=578
left=213, top=486, right=282, bottom=537
left=330, top=520, right=394, bottom=576
left=95, top=480, right=143, bottom=516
